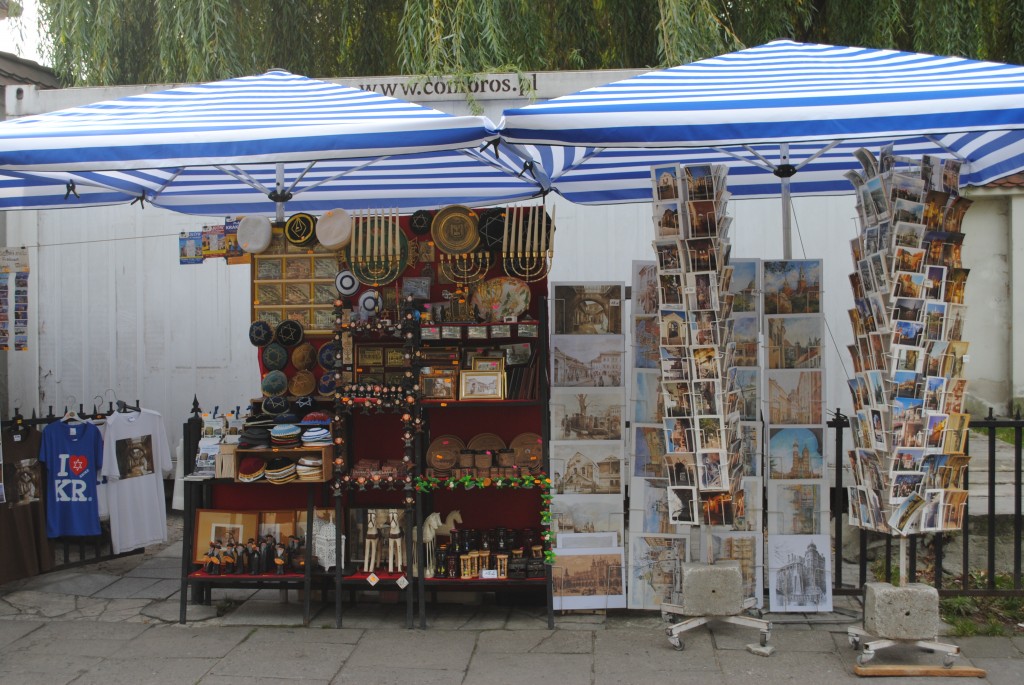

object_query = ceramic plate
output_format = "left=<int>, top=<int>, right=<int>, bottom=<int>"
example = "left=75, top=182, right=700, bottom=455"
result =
left=427, top=434, right=465, bottom=471
left=431, top=205, right=480, bottom=254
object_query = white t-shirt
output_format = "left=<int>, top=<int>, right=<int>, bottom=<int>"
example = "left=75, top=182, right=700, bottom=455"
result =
left=100, top=409, right=173, bottom=553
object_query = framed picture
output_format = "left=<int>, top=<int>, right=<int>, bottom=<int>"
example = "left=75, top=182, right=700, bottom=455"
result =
left=401, top=276, right=432, bottom=300
left=502, top=342, right=532, bottom=366
left=421, top=326, right=440, bottom=340
left=442, top=326, right=462, bottom=340
left=490, top=324, right=512, bottom=339
left=467, top=325, right=489, bottom=340
left=517, top=323, right=539, bottom=338
left=460, top=370, right=504, bottom=400
left=357, top=346, right=383, bottom=367
left=421, top=371, right=457, bottom=400
left=472, top=357, right=505, bottom=372
left=385, top=347, right=407, bottom=367
left=193, top=510, right=259, bottom=563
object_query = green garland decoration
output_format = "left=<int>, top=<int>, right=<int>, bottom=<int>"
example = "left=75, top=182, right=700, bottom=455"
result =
left=414, top=470, right=555, bottom=564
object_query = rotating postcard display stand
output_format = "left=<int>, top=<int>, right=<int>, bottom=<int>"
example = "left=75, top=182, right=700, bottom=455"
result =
left=648, top=164, right=773, bottom=653
left=842, top=148, right=973, bottom=672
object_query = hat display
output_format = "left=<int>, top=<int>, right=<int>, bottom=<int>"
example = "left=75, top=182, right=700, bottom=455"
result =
left=261, top=370, right=288, bottom=397
left=275, top=319, right=304, bottom=347
left=265, top=457, right=298, bottom=484
left=274, top=412, right=300, bottom=424
left=294, top=396, right=315, bottom=412
left=334, top=269, right=358, bottom=296
left=317, top=371, right=337, bottom=396
left=291, top=342, right=317, bottom=370
left=318, top=342, right=340, bottom=370
left=261, top=342, right=289, bottom=371
left=288, top=369, right=316, bottom=397
left=261, top=395, right=290, bottom=415
left=478, top=208, right=505, bottom=251
left=270, top=424, right=302, bottom=448
left=409, top=209, right=433, bottom=236
left=238, top=216, right=272, bottom=254
left=300, top=410, right=331, bottom=424
left=284, top=212, right=317, bottom=248
left=238, top=457, right=267, bottom=482
left=301, top=427, right=332, bottom=446
left=315, top=209, right=352, bottom=250
left=249, top=320, right=274, bottom=347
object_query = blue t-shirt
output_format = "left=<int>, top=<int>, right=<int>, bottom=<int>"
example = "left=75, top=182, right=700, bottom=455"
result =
left=39, top=421, right=104, bottom=537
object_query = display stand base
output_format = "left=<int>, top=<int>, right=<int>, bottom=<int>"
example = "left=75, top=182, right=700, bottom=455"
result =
left=662, top=607, right=773, bottom=654
left=846, top=626, right=969, bottom=671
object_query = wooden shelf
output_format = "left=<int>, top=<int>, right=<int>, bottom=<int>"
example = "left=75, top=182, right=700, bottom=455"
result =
left=234, top=445, right=332, bottom=482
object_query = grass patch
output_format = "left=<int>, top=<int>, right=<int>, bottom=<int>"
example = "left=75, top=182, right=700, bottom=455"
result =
left=969, top=426, right=1018, bottom=444
left=947, top=617, right=978, bottom=637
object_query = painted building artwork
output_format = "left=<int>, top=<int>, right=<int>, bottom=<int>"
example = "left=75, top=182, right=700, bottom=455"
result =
left=768, top=535, right=832, bottom=612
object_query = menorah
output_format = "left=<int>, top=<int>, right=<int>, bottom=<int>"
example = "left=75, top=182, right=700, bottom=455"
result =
left=438, top=250, right=491, bottom=288
left=502, top=204, right=555, bottom=282
left=350, top=208, right=403, bottom=286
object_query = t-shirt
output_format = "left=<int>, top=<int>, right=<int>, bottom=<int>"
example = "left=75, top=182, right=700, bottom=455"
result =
left=100, top=409, right=172, bottom=553
left=0, top=426, right=53, bottom=584
left=39, top=421, right=104, bottom=538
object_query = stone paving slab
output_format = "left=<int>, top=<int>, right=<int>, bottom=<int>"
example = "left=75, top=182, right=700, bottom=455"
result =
left=0, top=649, right=106, bottom=681
left=125, top=559, right=182, bottom=579
left=131, top=578, right=182, bottom=599
left=594, top=627, right=718, bottom=674
left=144, top=598, right=218, bottom=623
left=475, top=628, right=593, bottom=654
left=345, top=628, right=476, bottom=670
left=711, top=620, right=834, bottom=652
left=464, top=652, right=594, bottom=685
left=5, top=619, right=151, bottom=656
left=122, top=624, right=253, bottom=658
left=72, top=655, right=220, bottom=685
left=955, top=635, right=1023, bottom=658
left=19, top=570, right=120, bottom=596
left=332, top=666, right=465, bottom=685
left=249, top=625, right=363, bottom=645
left=208, top=639, right=352, bottom=681
left=219, top=599, right=309, bottom=627
left=0, top=620, right=41, bottom=646
left=201, top=677, right=330, bottom=685
left=595, top=671, right=728, bottom=685
left=972, top=657, right=1021, bottom=685
left=720, top=650, right=862, bottom=685
left=92, top=576, right=162, bottom=599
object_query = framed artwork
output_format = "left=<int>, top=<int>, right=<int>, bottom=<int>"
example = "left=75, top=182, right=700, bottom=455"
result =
left=385, top=347, right=407, bottom=367
left=467, top=325, right=489, bottom=340
left=552, top=547, right=627, bottom=610
left=517, top=323, right=539, bottom=338
left=460, top=371, right=504, bottom=400
left=552, top=282, right=624, bottom=335
left=441, top=326, right=462, bottom=340
left=421, top=326, right=440, bottom=340
left=193, top=510, right=259, bottom=563
left=472, top=357, right=505, bottom=372
left=401, top=276, right=431, bottom=300
left=357, top=346, right=383, bottom=367
left=490, top=324, right=512, bottom=339
left=421, top=371, right=457, bottom=400
left=551, top=334, right=623, bottom=387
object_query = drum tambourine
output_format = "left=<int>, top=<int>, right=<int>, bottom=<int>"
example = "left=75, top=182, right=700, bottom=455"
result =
left=335, top=269, right=358, bottom=296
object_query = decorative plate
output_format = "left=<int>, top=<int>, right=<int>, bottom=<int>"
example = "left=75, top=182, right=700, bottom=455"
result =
left=469, top=277, right=531, bottom=322
left=427, top=434, right=464, bottom=471
left=335, top=269, right=359, bottom=296
left=509, top=432, right=543, bottom=474
left=431, top=205, right=480, bottom=254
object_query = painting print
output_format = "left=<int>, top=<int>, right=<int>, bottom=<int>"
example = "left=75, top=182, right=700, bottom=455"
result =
left=552, top=335, right=623, bottom=387
left=551, top=442, right=623, bottom=495
left=632, top=261, right=660, bottom=317
left=552, top=283, right=623, bottom=335
left=728, top=259, right=760, bottom=314
left=768, top=482, right=822, bottom=535
left=768, top=534, right=832, bottom=612
left=667, top=486, right=698, bottom=524
left=767, top=315, right=822, bottom=369
left=633, top=371, right=663, bottom=423
left=633, top=316, right=659, bottom=369
left=634, top=425, right=668, bottom=479
left=114, top=435, right=155, bottom=479
left=551, top=494, right=624, bottom=545
left=628, top=534, right=688, bottom=610
left=708, top=532, right=764, bottom=605
left=552, top=547, right=626, bottom=610
left=551, top=388, right=623, bottom=441
left=763, top=260, right=822, bottom=314
left=768, top=427, right=824, bottom=480
left=767, top=370, right=822, bottom=425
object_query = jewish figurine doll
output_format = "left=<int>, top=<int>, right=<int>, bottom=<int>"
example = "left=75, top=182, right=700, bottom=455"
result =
left=274, top=544, right=287, bottom=575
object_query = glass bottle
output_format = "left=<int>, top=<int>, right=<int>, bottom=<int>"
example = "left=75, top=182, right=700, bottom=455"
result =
left=436, top=543, right=448, bottom=577
left=446, top=542, right=459, bottom=579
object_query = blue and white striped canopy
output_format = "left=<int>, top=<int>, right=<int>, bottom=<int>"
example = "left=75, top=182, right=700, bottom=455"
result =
left=0, top=70, right=545, bottom=214
left=500, top=40, right=1024, bottom=202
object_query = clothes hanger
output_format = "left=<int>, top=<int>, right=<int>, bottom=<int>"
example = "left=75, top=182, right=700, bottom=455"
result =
left=61, top=397, right=85, bottom=424
left=116, top=399, right=141, bottom=413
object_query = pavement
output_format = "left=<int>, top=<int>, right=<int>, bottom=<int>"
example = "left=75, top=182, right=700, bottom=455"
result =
left=1, top=517, right=1022, bottom=684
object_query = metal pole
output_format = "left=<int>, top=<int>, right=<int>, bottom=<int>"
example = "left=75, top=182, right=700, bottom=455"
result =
left=275, top=163, right=286, bottom=223
left=780, top=143, right=792, bottom=259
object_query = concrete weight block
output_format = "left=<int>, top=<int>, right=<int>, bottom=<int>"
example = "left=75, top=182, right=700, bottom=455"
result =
left=863, top=582, right=939, bottom=640
left=677, top=561, right=744, bottom=617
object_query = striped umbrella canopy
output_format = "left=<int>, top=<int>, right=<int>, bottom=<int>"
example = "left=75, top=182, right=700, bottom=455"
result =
left=500, top=40, right=1024, bottom=202
left=0, top=69, right=545, bottom=215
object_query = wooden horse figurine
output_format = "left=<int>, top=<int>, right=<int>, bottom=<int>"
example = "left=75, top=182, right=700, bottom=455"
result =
left=386, top=509, right=403, bottom=573
left=363, top=509, right=381, bottom=572
left=421, top=512, right=442, bottom=578
left=435, top=509, right=462, bottom=544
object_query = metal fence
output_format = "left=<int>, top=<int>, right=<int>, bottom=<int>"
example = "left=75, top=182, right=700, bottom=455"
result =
left=829, top=409, right=1023, bottom=598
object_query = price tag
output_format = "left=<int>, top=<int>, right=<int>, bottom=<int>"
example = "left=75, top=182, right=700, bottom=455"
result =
left=366, top=572, right=379, bottom=586
left=481, top=570, right=498, bottom=579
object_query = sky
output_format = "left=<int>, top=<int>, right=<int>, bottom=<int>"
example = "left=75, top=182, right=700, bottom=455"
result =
left=1, top=0, right=49, bottom=66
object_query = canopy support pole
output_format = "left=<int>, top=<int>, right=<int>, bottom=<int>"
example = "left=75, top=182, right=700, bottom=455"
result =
left=275, top=164, right=286, bottom=223
left=777, top=144, right=794, bottom=259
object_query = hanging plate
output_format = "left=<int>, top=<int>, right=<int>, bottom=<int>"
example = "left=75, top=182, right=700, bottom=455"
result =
left=427, top=434, right=465, bottom=471
left=431, top=205, right=480, bottom=254
left=509, top=432, right=543, bottom=474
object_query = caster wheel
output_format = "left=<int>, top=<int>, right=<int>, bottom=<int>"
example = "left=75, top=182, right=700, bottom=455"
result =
left=943, top=654, right=956, bottom=668
left=759, top=631, right=769, bottom=647
left=848, top=635, right=860, bottom=649
left=668, top=636, right=684, bottom=651
left=856, top=651, right=874, bottom=666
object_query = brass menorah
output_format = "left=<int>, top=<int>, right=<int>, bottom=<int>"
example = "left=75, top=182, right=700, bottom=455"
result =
left=439, top=250, right=491, bottom=288
left=502, top=204, right=555, bottom=282
left=350, top=207, right=403, bottom=286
